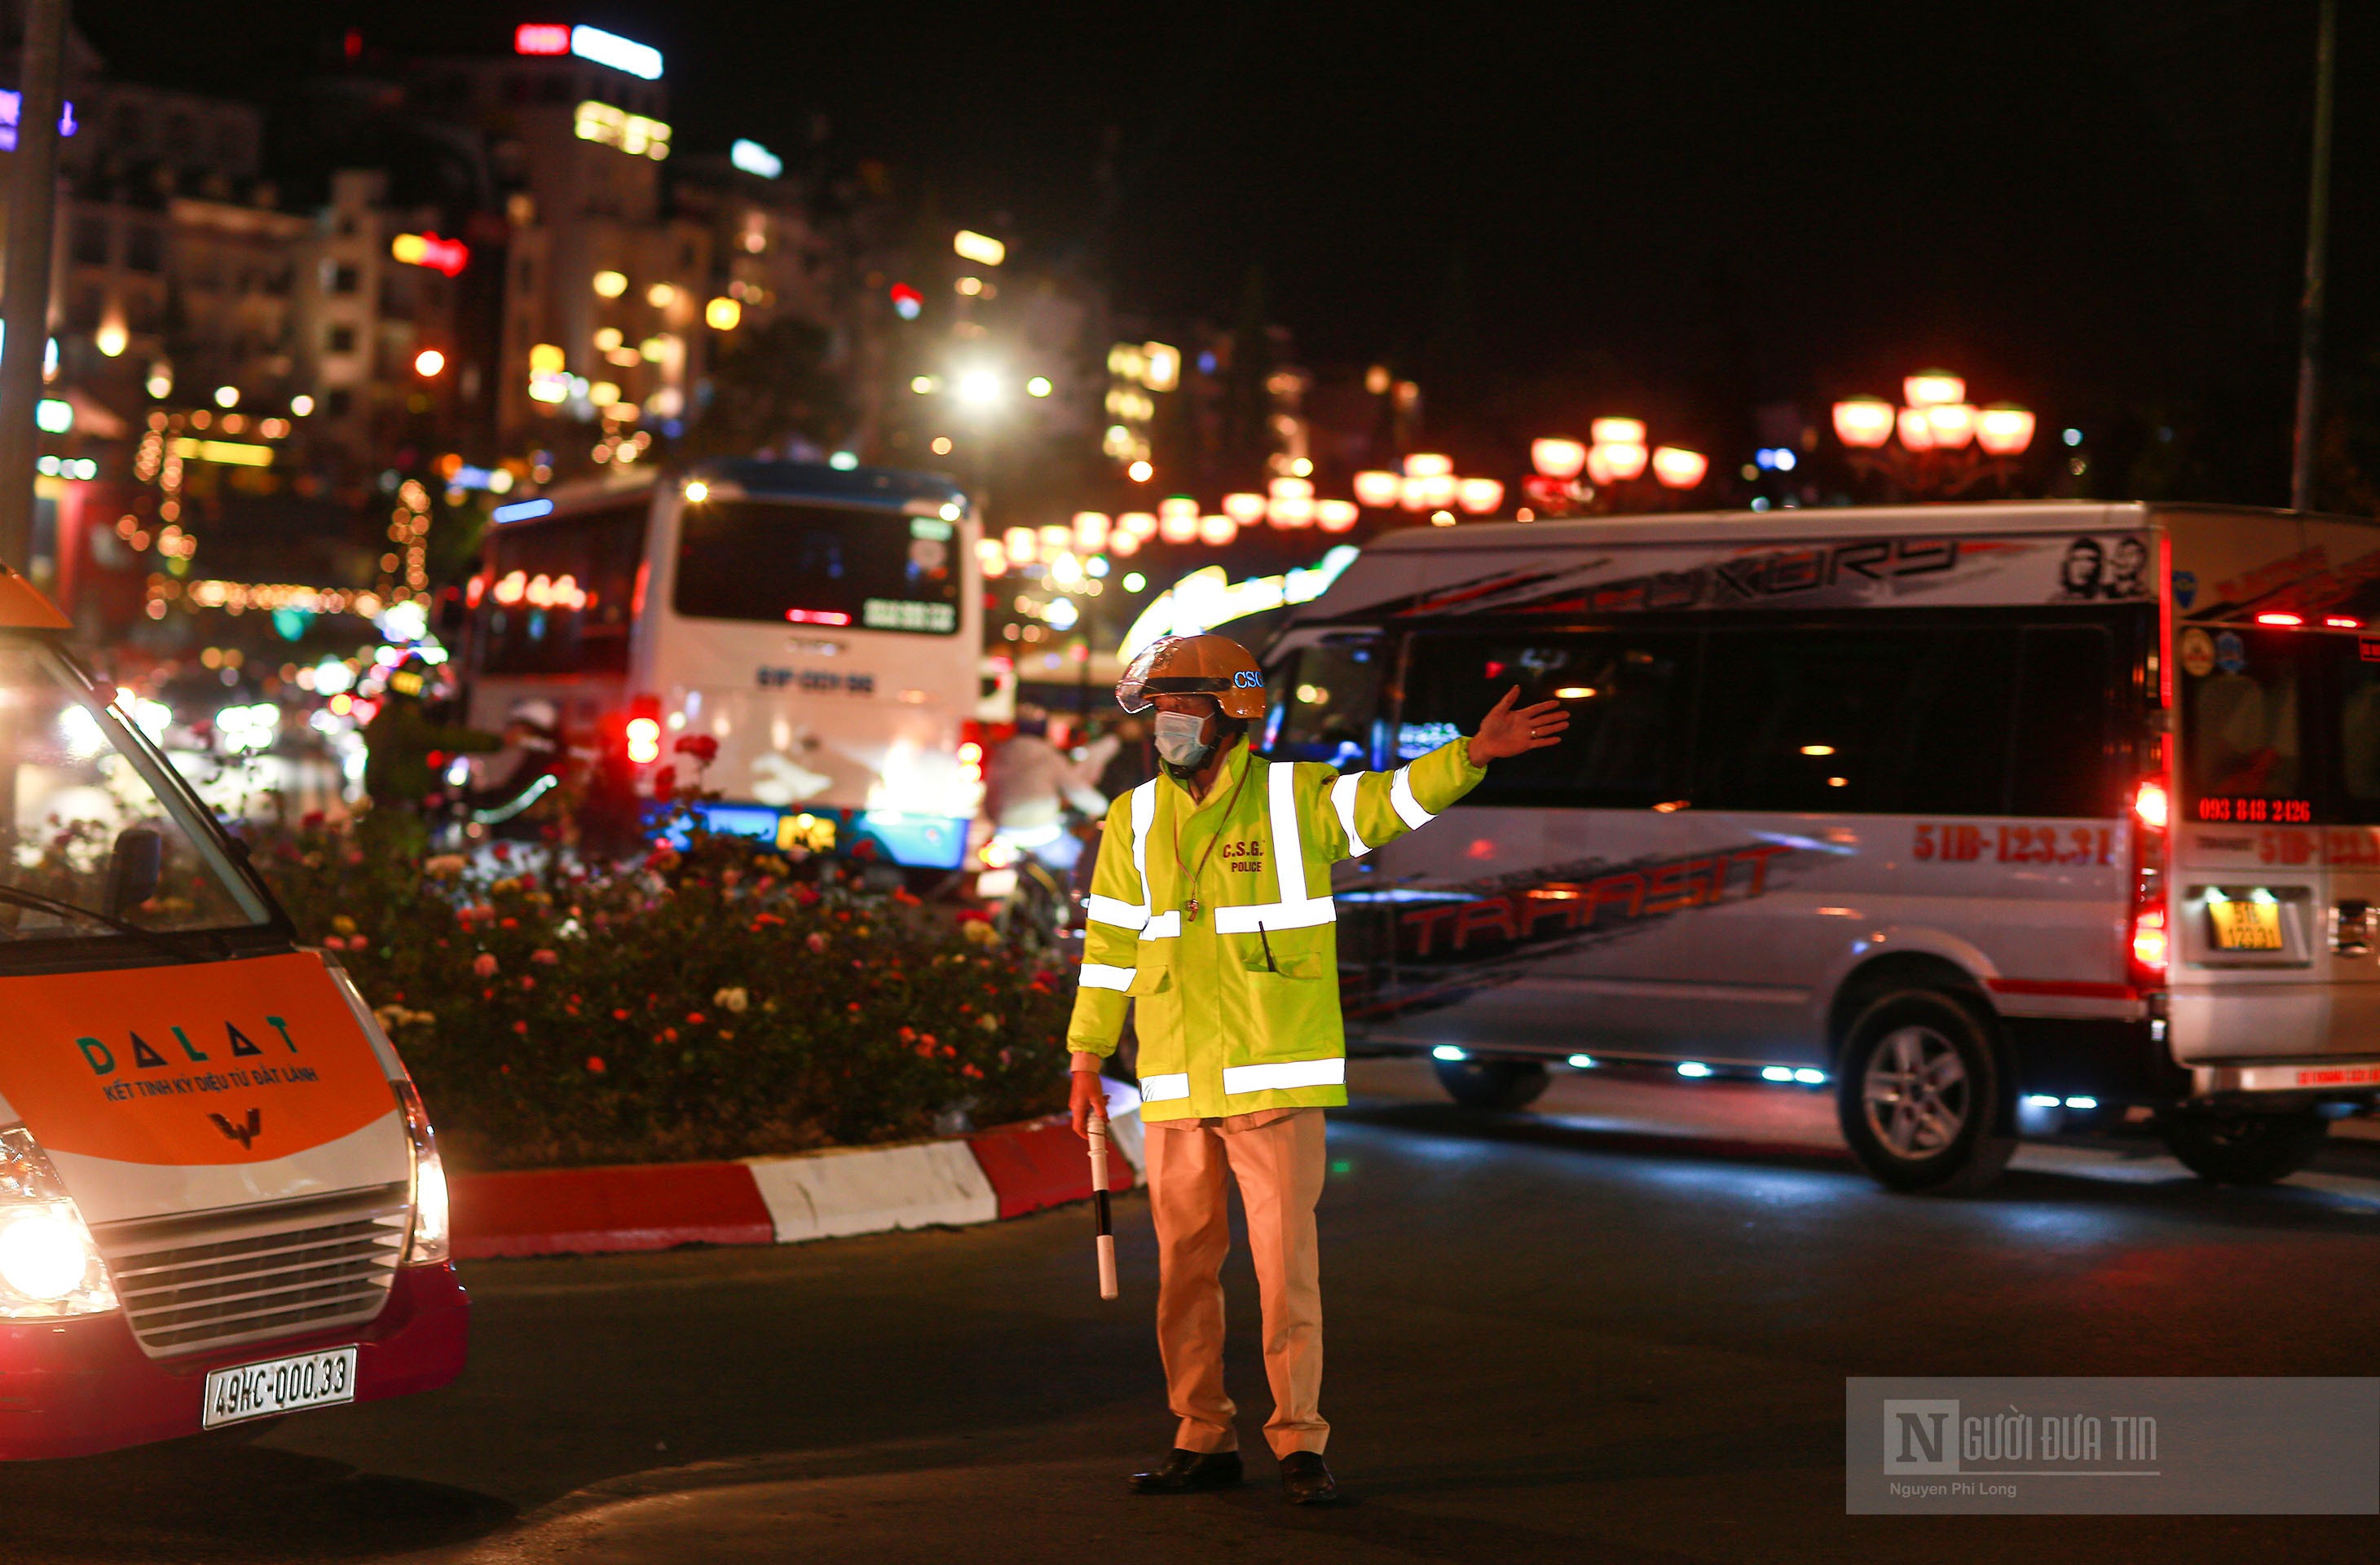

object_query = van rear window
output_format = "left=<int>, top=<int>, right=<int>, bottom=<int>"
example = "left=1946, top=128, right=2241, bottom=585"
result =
left=2179, top=628, right=2380, bottom=825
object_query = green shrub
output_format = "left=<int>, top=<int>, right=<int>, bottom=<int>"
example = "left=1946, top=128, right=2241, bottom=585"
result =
left=247, top=815, right=1072, bottom=1171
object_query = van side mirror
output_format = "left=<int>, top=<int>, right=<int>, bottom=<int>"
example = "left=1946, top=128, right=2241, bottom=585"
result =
left=108, top=827, right=165, bottom=918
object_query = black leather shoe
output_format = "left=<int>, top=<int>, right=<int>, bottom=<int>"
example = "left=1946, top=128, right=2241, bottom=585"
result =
left=1129, top=1448, right=1242, bottom=1494
left=1280, top=1450, right=1338, bottom=1505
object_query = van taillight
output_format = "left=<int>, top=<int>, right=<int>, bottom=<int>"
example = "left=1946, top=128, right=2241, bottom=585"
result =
left=624, top=694, right=663, bottom=765
left=2127, top=774, right=2170, bottom=988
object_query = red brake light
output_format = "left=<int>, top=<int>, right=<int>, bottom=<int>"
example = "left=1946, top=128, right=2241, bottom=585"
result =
left=785, top=609, right=853, bottom=626
left=2132, top=778, right=2169, bottom=831
left=2326, top=616, right=2361, bottom=629
left=2127, top=771, right=2171, bottom=989
left=2255, top=612, right=2304, bottom=627
left=2131, top=906, right=2169, bottom=973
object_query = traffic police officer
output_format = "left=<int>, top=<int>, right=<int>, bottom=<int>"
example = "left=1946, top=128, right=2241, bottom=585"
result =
left=1067, top=633, right=1568, bottom=1504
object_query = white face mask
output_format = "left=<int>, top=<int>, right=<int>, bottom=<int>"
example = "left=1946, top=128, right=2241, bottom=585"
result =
left=1153, top=710, right=1214, bottom=769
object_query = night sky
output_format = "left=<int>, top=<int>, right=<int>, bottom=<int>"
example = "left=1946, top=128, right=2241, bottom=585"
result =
left=80, top=2, right=2380, bottom=500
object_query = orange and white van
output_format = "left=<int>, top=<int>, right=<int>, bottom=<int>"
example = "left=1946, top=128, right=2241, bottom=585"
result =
left=0, top=567, right=464, bottom=1459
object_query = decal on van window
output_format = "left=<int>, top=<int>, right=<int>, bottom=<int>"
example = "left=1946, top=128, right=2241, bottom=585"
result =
left=0, top=954, right=394, bottom=1166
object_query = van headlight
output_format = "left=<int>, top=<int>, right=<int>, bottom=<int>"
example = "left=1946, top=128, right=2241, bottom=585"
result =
left=393, top=1082, right=452, bottom=1266
left=0, top=1125, right=118, bottom=1318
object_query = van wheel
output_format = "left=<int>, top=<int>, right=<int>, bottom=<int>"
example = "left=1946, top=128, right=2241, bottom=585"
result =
left=2158, top=1109, right=2328, bottom=1184
left=1433, top=1058, right=1550, bottom=1110
left=1836, top=991, right=2015, bottom=1195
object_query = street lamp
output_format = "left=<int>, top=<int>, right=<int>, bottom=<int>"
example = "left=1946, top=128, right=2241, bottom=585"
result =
left=1831, top=371, right=2036, bottom=497
left=1526, top=417, right=1707, bottom=513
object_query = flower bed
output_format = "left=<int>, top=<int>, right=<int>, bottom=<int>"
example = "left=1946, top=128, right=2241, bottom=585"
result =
left=247, top=815, right=1072, bottom=1170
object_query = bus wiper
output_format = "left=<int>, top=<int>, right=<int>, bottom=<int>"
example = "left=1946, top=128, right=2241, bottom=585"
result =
left=0, top=884, right=212, bottom=964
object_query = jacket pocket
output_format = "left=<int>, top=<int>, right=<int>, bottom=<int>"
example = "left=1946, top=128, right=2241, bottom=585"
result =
left=1234, top=925, right=1330, bottom=980
left=1128, top=963, right=1172, bottom=997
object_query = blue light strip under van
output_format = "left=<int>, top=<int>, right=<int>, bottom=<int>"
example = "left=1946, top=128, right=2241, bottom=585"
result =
left=493, top=498, right=554, bottom=523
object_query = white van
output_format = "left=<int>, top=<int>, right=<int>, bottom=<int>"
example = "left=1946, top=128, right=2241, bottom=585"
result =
left=1265, top=501, right=2380, bottom=1192
left=0, top=569, right=462, bottom=1458
left=463, top=459, right=984, bottom=869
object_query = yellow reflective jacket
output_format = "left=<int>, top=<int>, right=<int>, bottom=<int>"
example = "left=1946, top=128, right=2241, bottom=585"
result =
left=1067, top=734, right=1486, bottom=1121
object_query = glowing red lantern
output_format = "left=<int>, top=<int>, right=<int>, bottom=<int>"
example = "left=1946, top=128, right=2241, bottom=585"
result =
left=1975, top=403, right=2037, bottom=456
left=1903, top=370, right=1965, bottom=408
left=1831, top=396, right=1895, bottom=449
left=1531, top=439, right=1588, bottom=480
left=1650, top=447, right=1707, bottom=489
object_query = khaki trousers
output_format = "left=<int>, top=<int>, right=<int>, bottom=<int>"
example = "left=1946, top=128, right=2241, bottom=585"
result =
left=1143, top=1108, right=1328, bottom=1458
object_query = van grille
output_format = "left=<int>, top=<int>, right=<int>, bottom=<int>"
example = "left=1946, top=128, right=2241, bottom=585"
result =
left=92, top=1184, right=410, bottom=1359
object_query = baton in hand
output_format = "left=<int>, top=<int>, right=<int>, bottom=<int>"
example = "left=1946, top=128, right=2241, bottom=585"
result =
left=1088, top=1109, right=1118, bottom=1300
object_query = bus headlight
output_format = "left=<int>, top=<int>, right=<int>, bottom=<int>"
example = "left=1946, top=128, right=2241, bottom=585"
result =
left=394, top=1081, right=452, bottom=1265
left=0, top=1125, right=118, bottom=1317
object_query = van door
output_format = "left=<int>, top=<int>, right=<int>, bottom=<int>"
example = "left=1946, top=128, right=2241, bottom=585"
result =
left=1352, top=625, right=1703, bottom=1058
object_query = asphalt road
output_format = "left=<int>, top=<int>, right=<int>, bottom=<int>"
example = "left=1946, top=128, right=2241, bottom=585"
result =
left=5, top=1060, right=2376, bottom=1564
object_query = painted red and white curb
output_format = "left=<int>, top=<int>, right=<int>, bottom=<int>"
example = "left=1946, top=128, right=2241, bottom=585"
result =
left=452, top=1085, right=1148, bottom=1260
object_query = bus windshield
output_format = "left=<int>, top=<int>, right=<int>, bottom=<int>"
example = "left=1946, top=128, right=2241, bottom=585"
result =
left=0, top=638, right=273, bottom=944
left=672, top=499, right=960, bottom=635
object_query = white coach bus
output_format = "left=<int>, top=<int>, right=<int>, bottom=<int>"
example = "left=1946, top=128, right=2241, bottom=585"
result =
left=461, top=460, right=982, bottom=869
left=1263, top=501, right=2380, bottom=1192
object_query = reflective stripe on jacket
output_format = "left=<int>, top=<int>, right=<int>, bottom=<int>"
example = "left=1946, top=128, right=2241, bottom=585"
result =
left=1067, top=734, right=1484, bottom=1121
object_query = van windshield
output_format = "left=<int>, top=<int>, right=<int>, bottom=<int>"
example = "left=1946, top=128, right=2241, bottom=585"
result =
left=673, top=499, right=960, bottom=635
left=0, top=639, right=271, bottom=945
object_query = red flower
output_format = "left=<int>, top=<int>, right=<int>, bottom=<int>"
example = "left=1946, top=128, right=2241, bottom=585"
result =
left=673, top=734, right=720, bottom=763
left=584, top=1055, right=606, bottom=1073
left=795, top=886, right=821, bottom=907
left=954, top=907, right=992, bottom=925
left=513, top=1020, right=529, bottom=1034
left=687, top=1012, right=707, bottom=1025
left=961, top=1064, right=983, bottom=1079
left=500, top=916, right=519, bottom=929
left=899, top=1026, right=917, bottom=1042
left=652, top=765, right=678, bottom=796
left=492, top=843, right=513, bottom=863
left=612, top=1007, right=631, bottom=1021
left=662, top=1027, right=680, bottom=1043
